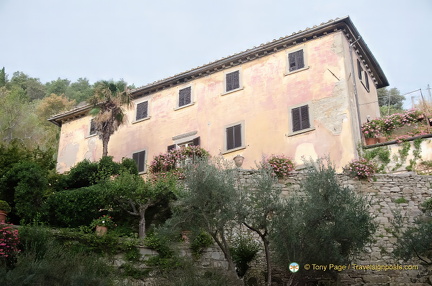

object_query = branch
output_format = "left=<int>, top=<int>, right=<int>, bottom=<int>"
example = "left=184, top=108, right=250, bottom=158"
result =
left=243, top=222, right=265, bottom=238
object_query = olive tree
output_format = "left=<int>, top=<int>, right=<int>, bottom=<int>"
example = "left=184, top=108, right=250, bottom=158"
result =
left=271, top=158, right=376, bottom=283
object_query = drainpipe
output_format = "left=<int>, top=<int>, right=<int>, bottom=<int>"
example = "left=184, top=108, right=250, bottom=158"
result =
left=349, top=36, right=363, bottom=157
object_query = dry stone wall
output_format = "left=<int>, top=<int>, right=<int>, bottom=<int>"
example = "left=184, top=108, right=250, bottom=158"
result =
left=238, top=170, right=432, bottom=285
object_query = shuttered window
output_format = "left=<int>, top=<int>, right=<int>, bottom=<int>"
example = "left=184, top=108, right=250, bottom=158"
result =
left=226, top=70, right=240, bottom=92
left=357, top=59, right=370, bottom=92
left=136, top=101, right=148, bottom=121
left=179, top=87, right=192, bottom=107
left=288, top=50, right=305, bottom=72
left=132, top=150, right=146, bottom=173
left=291, top=105, right=310, bottom=132
left=364, top=73, right=369, bottom=90
left=357, top=60, right=363, bottom=81
left=89, top=119, right=96, bottom=135
left=226, top=124, right=242, bottom=150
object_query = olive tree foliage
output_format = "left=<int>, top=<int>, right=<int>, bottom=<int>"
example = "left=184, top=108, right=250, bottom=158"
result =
left=271, top=159, right=376, bottom=280
left=166, top=158, right=240, bottom=274
left=238, top=165, right=283, bottom=286
left=107, top=172, right=177, bottom=239
left=393, top=198, right=432, bottom=265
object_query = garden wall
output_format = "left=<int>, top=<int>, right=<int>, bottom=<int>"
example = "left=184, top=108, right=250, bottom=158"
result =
left=365, top=136, right=432, bottom=174
left=237, top=170, right=432, bottom=285
left=128, top=170, right=432, bottom=285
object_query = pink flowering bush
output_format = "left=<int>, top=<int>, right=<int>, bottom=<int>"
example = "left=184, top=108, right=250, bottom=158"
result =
left=362, top=109, right=428, bottom=141
left=149, top=146, right=210, bottom=179
left=361, top=119, right=382, bottom=138
left=0, top=223, right=20, bottom=260
left=266, top=155, right=295, bottom=178
left=344, top=158, right=376, bottom=180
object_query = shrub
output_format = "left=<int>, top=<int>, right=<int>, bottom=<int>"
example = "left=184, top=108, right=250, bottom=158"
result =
left=230, top=235, right=260, bottom=277
left=265, top=155, right=295, bottom=178
left=44, top=184, right=109, bottom=227
left=0, top=225, right=116, bottom=285
left=90, top=215, right=116, bottom=229
left=344, top=158, right=376, bottom=180
left=190, top=231, right=213, bottom=258
left=0, top=201, right=11, bottom=213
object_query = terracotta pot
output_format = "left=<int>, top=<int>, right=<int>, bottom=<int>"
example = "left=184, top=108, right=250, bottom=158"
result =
left=377, top=137, right=387, bottom=143
left=365, top=138, right=378, bottom=145
left=233, top=155, right=244, bottom=168
left=0, top=211, right=7, bottom=223
left=95, top=225, right=108, bottom=236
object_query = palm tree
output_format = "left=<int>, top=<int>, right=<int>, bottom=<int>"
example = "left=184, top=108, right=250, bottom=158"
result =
left=88, top=80, right=131, bottom=157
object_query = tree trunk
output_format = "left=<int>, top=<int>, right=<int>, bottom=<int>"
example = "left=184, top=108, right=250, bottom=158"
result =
left=138, top=205, right=149, bottom=239
left=211, top=231, right=237, bottom=274
left=138, top=210, right=145, bottom=239
left=102, top=137, right=109, bottom=157
left=263, top=237, right=272, bottom=286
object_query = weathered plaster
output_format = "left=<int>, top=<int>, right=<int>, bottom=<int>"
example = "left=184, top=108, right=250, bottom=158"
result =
left=55, top=32, right=380, bottom=173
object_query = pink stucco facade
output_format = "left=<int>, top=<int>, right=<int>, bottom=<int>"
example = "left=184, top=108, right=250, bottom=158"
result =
left=51, top=17, right=387, bottom=173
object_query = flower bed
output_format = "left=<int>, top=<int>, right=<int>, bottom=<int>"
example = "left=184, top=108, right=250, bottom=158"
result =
left=362, top=109, right=430, bottom=144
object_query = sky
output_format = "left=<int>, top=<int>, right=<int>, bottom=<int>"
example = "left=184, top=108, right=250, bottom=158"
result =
left=1, top=0, right=431, bottom=106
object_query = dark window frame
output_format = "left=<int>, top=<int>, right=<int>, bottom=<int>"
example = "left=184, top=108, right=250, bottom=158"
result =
left=225, top=70, right=240, bottom=92
left=89, top=119, right=97, bottom=136
left=289, top=104, right=313, bottom=135
left=132, top=150, right=146, bottom=173
left=288, top=49, right=305, bottom=72
left=135, top=101, right=149, bottom=121
left=226, top=124, right=243, bottom=151
left=178, top=86, right=192, bottom=107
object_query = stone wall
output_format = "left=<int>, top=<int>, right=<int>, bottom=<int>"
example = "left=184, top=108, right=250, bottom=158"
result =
left=237, top=170, right=432, bottom=285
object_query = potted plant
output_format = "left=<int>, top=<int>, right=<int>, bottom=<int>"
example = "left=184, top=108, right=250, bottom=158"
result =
left=0, top=200, right=11, bottom=223
left=91, top=215, right=115, bottom=236
left=361, top=120, right=381, bottom=145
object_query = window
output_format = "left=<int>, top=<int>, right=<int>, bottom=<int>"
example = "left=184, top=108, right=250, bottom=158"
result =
left=132, top=150, right=146, bottom=173
left=178, top=86, right=192, bottom=107
left=89, top=119, right=97, bottom=136
left=288, top=49, right=305, bottom=72
left=225, top=123, right=243, bottom=151
left=135, top=101, right=148, bottom=121
left=291, top=105, right=310, bottom=133
left=357, top=59, right=370, bottom=92
left=168, top=137, right=200, bottom=152
left=226, top=70, right=240, bottom=92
